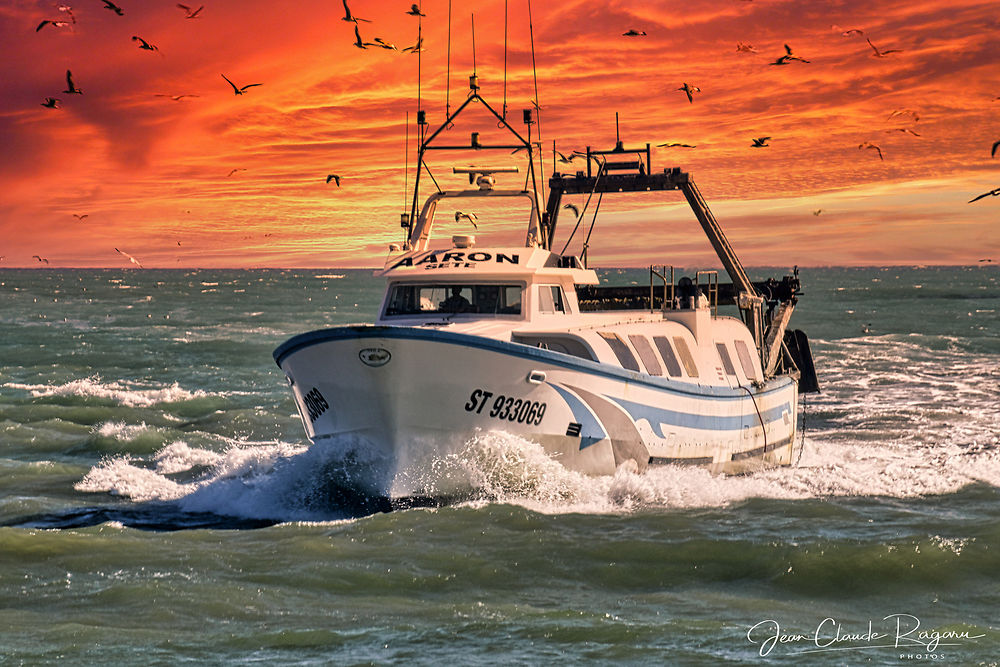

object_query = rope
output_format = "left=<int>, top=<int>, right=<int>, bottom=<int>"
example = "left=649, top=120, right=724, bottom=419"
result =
left=559, top=158, right=606, bottom=255
left=740, top=385, right=769, bottom=456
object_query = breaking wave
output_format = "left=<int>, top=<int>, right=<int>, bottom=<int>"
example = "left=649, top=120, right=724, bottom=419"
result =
left=7, top=376, right=211, bottom=407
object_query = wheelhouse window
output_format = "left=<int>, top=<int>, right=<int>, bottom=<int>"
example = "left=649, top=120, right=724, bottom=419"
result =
left=537, top=285, right=566, bottom=313
left=383, top=283, right=523, bottom=316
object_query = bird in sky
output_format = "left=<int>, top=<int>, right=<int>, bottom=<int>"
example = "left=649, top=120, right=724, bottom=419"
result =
left=41, top=97, right=61, bottom=108
left=154, top=94, right=199, bottom=101
left=979, top=258, right=993, bottom=262
left=884, top=128, right=921, bottom=137
left=36, top=20, right=71, bottom=31
left=555, top=151, right=577, bottom=164
left=341, top=0, right=370, bottom=23
left=402, top=37, right=424, bottom=53
left=968, top=187, right=1000, bottom=203
left=676, top=82, right=700, bottom=103
left=57, top=4, right=76, bottom=23
left=838, top=28, right=864, bottom=37
left=770, top=44, right=809, bottom=65
left=101, top=0, right=123, bottom=16
left=33, top=255, right=50, bottom=264
left=622, top=29, right=646, bottom=37
left=63, top=70, right=82, bottom=94
left=221, top=74, right=262, bottom=95
left=176, top=4, right=204, bottom=18
left=131, top=36, right=158, bottom=52
left=72, top=213, right=88, bottom=221
left=657, top=142, right=697, bottom=148
left=813, top=209, right=824, bottom=216
left=888, top=109, right=919, bottom=122
left=371, top=37, right=397, bottom=51
left=991, top=140, right=999, bottom=158
left=406, top=4, right=424, bottom=16
left=859, top=141, right=884, bottom=160
left=353, top=25, right=366, bottom=49
left=326, top=174, right=340, bottom=186
left=736, top=42, right=757, bottom=53
left=227, top=168, right=246, bottom=177
left=867, top=38, right=902, bottom=58
left=455, top=211, right=478, bottom=228
left=563, top=203, right=580, bottom=217
left=751, top=137, right=771, bottom=147
left=114, top=248, right=143, bottom=268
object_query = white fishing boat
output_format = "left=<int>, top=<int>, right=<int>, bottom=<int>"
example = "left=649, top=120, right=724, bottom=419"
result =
left=273, top=84, right=818, bottom=501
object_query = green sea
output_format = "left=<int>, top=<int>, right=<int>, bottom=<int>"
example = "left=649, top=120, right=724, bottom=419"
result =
left=1, top=266, right=998, bottom=664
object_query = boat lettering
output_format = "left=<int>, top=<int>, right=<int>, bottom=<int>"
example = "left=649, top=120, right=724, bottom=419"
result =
left=464, top=388, right=546, bottom=425
left=303, top=387, right=329, bottom=422
left=391, top=252, right=519, bottom=270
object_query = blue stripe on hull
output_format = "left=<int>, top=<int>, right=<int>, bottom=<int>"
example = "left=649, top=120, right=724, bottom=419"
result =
left=274, top=325, right=796, bottom=400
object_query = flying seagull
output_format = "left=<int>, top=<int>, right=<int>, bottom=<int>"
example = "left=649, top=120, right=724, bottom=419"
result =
left=736, top=42, right=757, bottom=53
left=57, top=4, right=76, bottom=23
left=991, top=140, right=999, bottom=158
left=887, top=109, right=919, bottom=122
left=221, top=74, right=262, bottom=95
left=227, top=168, right=246, bottom=177
left=622, top=29, right=647, bottom=36
left=401, top=37, right=424, bottom=53
left=371, top=37, right=397, bottom=51
left=563, top=203, right=580, bottom=217
left=657, top=142, right=696, bottom=148
left=115, top=248, right=143, bottom=268
left=326, top=174, right=340, bottom=186
left=813, top=209, right=823, bottom=216
left=102, top=0, right=123, bottom=15
left=455, top=211, right=478, bottom=228
left=859, top=141, right=884, bottom=160
left=176, top=4, right=204, bottom=18
left=72, top=213, right=88, bottom=221
left=555, top=151, right=577, bottom=164
left=36, top=19, right=70, bottom=31
left=968, top=187, right=1000, bottom=203
left=63, top=69, right=82, bottom=94
left=676, top=82, right=700, bottom=103
left=751, top=137, right=771, bottom=147
left=33, top=255, right=50, bottom=264
left=406, top=4, right=424, bottom=16
left=353, top=25, right=366, bottom=49
left=770, top=44, right=809, bottom=65
left=154, top=94, right=199, bottom=101
left=132, top=36, right=158, bottom=52
left=41, top=97, right=61, bottom=108
left=884, top=128, right=921, bottom=137
left=341, top=0, right=370, bottom=23
left=867, top=38, right=902, bottom=58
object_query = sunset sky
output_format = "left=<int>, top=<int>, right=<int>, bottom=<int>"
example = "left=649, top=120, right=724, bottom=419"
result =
left=2, top=0, right=998, bottom=268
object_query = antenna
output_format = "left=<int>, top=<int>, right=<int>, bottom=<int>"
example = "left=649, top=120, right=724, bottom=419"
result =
left=446, top=0, right=452, bottom=119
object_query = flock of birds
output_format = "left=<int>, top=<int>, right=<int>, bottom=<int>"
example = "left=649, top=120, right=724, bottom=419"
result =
left=20, top=2, right=999, bottom=268
left=624, top=24, right=1000, bottom=205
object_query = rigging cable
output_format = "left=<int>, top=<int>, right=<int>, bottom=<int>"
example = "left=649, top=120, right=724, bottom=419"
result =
left=403, top=111, right=409, bottom=213
left=416, top=0, right=422, bottom=141
left=446, top=0, right=452, bottom=122
left=501, top=0, right=508, bottom=122
left=469, top=12, right=476, bottom=97
left=527, top=0, right=544, bottom=204
left=560, top=157, right=606, bottom=256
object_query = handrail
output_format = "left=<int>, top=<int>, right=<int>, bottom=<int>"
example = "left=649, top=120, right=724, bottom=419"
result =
left=649, top=265, right=675, bottom=312
left=695, top=270, right=719, bottom=316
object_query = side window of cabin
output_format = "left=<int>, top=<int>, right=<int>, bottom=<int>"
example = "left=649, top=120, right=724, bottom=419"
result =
left=652, top=336, right=683, bottom=377
left=513, top=335, right=594, bottom=361
left=503, top=286, right=523, bottom=314
left=734, top=340, right=760, bottom=382
left=597, top=332, right=641, bottom=372
left=628, top=335, right=662, bottom=376
left=716, top=343, right=737, bottom=376
left=671, top=336, right=700, bottom=377
left=538, top=285, right=566, bottom=314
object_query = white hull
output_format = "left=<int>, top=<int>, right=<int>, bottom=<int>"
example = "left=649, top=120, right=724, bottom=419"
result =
left=275, top=325, right=800, bottom=498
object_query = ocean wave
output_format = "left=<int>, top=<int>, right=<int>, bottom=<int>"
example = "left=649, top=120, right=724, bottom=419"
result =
left=6, top=377, right=212, bottom=407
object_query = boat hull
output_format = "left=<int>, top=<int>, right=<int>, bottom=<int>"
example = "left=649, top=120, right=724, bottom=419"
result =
left=274, top=325, right=800, bottom=498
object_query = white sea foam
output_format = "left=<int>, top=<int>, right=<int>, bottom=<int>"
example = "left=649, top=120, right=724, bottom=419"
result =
left=95, top=421, right=151, bottom=441
left=7, top=377, right=211, bottom=407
